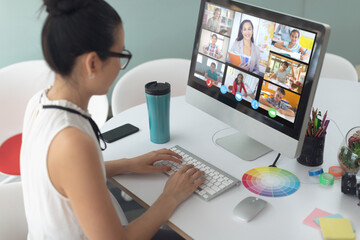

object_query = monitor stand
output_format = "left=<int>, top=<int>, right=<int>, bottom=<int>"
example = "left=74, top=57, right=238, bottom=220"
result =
left=215, top=132, right=272, bottom=161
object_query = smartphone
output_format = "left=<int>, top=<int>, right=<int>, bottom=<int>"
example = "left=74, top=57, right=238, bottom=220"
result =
left=102, top=123, right=139, bottom=143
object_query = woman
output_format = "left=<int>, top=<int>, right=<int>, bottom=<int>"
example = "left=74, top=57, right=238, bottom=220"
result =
left=232, top=73, right=247, bottom=97
left=230, top=19, right=260, bottom=74
left=274, top=29, right=309, bottom=61
left=20, top=0, right=205, bottom=239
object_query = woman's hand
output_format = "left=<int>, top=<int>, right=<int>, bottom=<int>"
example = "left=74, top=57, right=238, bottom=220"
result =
left=128, top=148, right=182, bottom=174
left=239, top=62, right=250, bottom=70
left=162, top=164, right=205, bottom=205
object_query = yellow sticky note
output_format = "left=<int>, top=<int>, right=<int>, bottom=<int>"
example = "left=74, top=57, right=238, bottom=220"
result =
left=319, top=218, right=355, bottom=240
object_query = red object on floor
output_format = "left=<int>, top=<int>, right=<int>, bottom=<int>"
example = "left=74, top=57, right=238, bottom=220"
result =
left=0, top=133, right=22, bottom=175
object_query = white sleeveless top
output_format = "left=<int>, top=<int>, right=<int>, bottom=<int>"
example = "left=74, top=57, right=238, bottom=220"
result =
left=20, top=89, right=125, bottom=240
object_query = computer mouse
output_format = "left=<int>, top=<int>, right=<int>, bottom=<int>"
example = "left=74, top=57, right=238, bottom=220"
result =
left=233, top=196, right=267, bottom=222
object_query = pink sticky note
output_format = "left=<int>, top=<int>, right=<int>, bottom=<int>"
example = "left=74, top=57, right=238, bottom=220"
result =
left=303, top=208, right=332, bottom=229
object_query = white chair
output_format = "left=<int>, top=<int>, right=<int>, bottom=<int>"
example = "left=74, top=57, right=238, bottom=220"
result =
left=0, top=182, right=28, bottom=240
left=111, top=58, right=190, bottom=115
left=320, top=53, right=358, bottom=81
left=0, top=60, right=109, bottom=183
left=0, top=182, right=127, bottom=239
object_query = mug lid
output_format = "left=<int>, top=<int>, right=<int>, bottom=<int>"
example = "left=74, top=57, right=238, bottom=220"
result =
left=145, top=81, right=171, bottom=95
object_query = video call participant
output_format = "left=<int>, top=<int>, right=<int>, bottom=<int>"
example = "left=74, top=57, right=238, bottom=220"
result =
left=20, top=0, right=205, bottom=239
left=269, top=61, right=294, bottom=84
left=205, top=62, right=220, bottom=85
left=230, top=19, right=260, bottom=74
left=203, top=34, right=223, bottom=59
left=207, top=8, right=221, bottom=32
left=259, top=88, right=295, bottom=117
left=232, top=73, right=247, bottom=97
left=274, top=29, right=309, bottom=61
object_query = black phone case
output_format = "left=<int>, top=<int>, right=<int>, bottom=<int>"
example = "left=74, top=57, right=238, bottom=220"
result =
left=102, top=123, right=139, bottom=143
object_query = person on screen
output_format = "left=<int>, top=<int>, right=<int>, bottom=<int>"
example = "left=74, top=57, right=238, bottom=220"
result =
left=203, top=34, right=223, bottom=59
left=20, top=0, right=205, bottom=239
left=205, top=62, right=220, bottom=85
left=230, top=19, right=260, bottom=74
left=207, top=8, right=221, bottom=32
left=259, top=88, right=295, bottom=117
left=275, top=24, right=291, bottom=42
left=232, top=73, right=247, bottom=97
left=274, top=29, right=309, bottom=61
left=269, top=62, right=294, bottom=84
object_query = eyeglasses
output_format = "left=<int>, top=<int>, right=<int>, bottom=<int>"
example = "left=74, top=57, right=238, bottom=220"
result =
left=97, top=49, right=132, bottom=69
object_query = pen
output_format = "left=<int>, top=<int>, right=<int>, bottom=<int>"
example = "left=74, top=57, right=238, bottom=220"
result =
left=321, top=110, right=327, bottom=128
left=320, top=120, right=330, bottom=137
left=302, top=49, right=307, bottom=56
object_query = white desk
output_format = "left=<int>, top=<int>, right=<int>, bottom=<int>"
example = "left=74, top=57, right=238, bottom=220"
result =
left=102, top=78, right=360, bottom=240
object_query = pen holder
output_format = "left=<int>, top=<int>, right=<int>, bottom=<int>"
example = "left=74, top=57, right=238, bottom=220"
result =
left=297, top=135, right=326, bottom=166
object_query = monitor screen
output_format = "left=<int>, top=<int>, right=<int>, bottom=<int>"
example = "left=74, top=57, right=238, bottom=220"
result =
left=186, top=0, right=330, bottom=159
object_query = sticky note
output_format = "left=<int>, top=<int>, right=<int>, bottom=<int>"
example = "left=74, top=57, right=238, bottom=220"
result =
left=303, top=208, right=332, bottom=229
left=319, top=218, right=355, bottom=240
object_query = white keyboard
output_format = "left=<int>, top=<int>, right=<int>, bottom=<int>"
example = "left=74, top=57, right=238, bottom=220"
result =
left=155, top=145, right=241, bottom=201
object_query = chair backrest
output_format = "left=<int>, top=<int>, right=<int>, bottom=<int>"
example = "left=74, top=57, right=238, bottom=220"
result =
left=0, top=182, right=28, bottom=240
left=111, top=58, right=190, bottom=115
left=320, top=53, right=358, bottom=81
left=0, top=60, right=109, bottom=144
left=0, top=60, right=54, bottom=144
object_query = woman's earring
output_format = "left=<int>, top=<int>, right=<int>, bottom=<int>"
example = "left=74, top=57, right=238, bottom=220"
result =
left=89, top=73, right=96, bottom=79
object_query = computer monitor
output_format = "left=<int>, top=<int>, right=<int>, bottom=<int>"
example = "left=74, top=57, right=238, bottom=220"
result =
left=186, top=0, right=330, bottom=160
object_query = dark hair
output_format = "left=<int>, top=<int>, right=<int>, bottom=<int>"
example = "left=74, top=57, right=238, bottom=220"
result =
left=234, top=73, right=243, bottom=85
left=290, top=29, right=300, bottom=38
left=277, top=88, right=286, bottom=96
left=211, top=62, right=216, bottom=67
left=236, top=20, right=254, bottom=42
left=211, top=34, right=218, bottom=40
left=282, top=62, right=289, bottom=68
left=42, top=0, right=122, bottom=76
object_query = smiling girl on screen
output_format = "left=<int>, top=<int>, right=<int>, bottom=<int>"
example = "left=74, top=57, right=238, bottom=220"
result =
left=274, top=29, right=310, bottom=61
left=230, top=19, right=260, bottom=75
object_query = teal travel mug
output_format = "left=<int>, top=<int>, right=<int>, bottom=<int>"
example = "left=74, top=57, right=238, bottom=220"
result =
left=145, top=81, right=171, bottom=144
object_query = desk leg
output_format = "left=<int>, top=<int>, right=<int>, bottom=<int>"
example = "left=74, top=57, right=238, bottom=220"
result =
left=109, top=178, right=193, bottom=240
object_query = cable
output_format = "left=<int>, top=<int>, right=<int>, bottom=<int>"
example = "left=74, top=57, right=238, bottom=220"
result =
left=211, top=127, right=231, bottom=146
left=269, top=153, right=281, bottom=167
left=327, top=117, right=346, bottom=140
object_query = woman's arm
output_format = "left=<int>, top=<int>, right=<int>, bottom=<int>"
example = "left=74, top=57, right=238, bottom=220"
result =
left=48, top=128, right=204, bottom=240
left=105, top=149, right=182, bottom=177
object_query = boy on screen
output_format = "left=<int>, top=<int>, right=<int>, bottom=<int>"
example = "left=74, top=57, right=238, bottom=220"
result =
left=203, top=34, right=223, bottom=59
left=259, top=88, right=295, bottom=117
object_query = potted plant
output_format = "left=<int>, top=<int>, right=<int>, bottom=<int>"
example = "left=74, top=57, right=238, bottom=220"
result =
left=338, top=127, right=360, bottom=174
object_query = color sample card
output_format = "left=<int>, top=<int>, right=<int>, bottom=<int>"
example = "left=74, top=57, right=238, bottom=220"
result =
left=314, top=213, right=343, bottom=226
left=242, top=167, right=300, bottom=197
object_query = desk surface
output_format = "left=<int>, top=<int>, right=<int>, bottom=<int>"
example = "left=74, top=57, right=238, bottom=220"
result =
left=102, top=77, right=360, bottom=240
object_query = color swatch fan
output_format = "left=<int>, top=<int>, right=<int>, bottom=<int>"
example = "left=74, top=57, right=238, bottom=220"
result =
left=242, top=167, right=300, bottom=197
